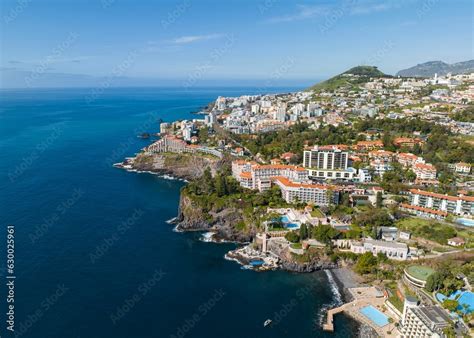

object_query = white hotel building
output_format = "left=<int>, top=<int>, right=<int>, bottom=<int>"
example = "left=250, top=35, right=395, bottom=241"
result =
left=231, top=161, right=309, bottom=191
left=303, top=145, right=356, bottom=180
left=232, top=161, right=340, bottom=206
left=350, top=239, right=409, bottom=260
left=400, top=302, right=451, bottom=338
left=273, top=177, right=340, bottom=206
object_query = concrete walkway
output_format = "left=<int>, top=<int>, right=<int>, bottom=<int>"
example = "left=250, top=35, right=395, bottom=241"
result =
left=323, top=287, right=400, bottom=337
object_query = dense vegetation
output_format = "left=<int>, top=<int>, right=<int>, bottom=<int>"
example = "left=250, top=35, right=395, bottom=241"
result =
left=450, top=104, right=474, bottom=122
left=233, top=122, right=358, bottom=160
left=307, top=66, right=388, bottom=92
left=182, top=168, right=288, bottom=229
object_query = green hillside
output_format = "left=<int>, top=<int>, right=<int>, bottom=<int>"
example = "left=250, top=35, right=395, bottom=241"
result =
left=308, top=66, right=388, bottom=92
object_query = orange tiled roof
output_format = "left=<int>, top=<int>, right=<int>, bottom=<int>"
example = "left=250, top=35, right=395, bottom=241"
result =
left=393, top=137, right=423, bottom=145
left=240, top=172, right=252, bottom=179
left=398, top=152, right=418, bottom=160
left=400, top=203, right=448, bottom=217
left=318, top=144, right=349, bottom=151
left=356, top=140, right=384, bottom=147
left=413, top=163, right=436, bottom=171
left=369, top=150, right=394, bottom=157
left=252, top=164, right=307, bottom=171
left=409, top=189, right=474, bottom=202
left=273, top=176, right=338, bottom=190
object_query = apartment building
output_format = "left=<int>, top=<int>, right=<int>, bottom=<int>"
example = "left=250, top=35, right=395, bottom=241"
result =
left=147, top=135, right=189, bottom=153
left=370, top=159, right=393, bottom=176
left=413, top=163, right=437, bottom=180
left=232, top=161, right=309, bottom=191
left=408, top=189, right=474, bottom=216
left=303, top=145, right=356, bottom=180
left=397, top=152, right=424, bottom=167
left=368, top=150, right=394, bottom=162
left=273, top=177, right=340, bottom=206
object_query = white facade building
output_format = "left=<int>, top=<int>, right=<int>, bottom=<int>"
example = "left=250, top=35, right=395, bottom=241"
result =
left=350, top=239, right=408, bottom=260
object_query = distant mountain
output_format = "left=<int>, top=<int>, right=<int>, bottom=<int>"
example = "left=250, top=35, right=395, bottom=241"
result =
left=308, top=66, right=388, bottom=92
left=396, top=60, right=474, bottom=78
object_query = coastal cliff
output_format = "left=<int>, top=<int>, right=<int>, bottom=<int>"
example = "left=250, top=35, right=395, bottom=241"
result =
left=177, top=192, right=255, bottom=242
left=118, top=152, right=224, bottom=180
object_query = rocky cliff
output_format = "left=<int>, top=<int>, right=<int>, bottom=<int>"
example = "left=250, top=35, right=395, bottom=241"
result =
left=176, top=192, right=255, bottom=242
left=119, top=152, right=223, bottom=180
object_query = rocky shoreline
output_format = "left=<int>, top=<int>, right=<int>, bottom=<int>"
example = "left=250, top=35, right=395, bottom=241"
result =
left=117, top=153, right=375, bottom=336
left=114, top=151, right=225, bottom=181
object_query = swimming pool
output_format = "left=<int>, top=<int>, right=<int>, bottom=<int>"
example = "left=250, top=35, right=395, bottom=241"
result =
left=456, top=218, right=474, bottom=227
left=359, top=305, right=389, bottom=327
left=249, top=260, right=264, bottom=266
left=436, top=290, right=473, bottom=314
left=279, top=216, right=300, bottom=229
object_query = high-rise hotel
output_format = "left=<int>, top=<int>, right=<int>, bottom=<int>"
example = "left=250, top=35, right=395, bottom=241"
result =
left=303, top=145, right=356, bottom=180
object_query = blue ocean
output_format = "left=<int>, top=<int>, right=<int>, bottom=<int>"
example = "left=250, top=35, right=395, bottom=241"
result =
left=0, top=87, right=358, bottom=338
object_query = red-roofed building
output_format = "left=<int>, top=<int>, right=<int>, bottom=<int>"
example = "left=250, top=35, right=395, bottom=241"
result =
left=273, top=177, right=340, bottom=205
left=407, top=189, right=474, bottom=216
left=281, top=152, right=296, bottom=162
left=369, top=150, right=395, bottom=162
left=354, top=140, right=384, bottom=151
left=397, top=153, right=423, bottom=167
left=393, top=137, right=423, bottom=149
left=413, top=162, right=437, bottom=180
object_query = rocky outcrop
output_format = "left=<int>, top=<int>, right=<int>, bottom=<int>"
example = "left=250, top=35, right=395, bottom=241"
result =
left=176, top=193, right=211, bottom=231
left=119, top=152, right=223, bottom=180
left=176, top=193, right=254, bottom=242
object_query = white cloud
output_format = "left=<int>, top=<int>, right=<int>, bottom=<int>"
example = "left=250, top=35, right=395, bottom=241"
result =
left=266, top=0, right=412, bottom=23
left=265, top=4, right=329, bottom=23
left=171, top=34, right=224, bottom=44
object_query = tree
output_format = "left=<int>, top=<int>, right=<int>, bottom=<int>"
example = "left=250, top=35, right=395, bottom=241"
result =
left=443, top=326, right=456, bottom=338
left=341, top=192, right=350, bottom=207
left=299, top=223, right=309, bottom=240
left=285, top=231, right=300, bottom=243
left=215, top=174, right=227, bottom=197
left=313, top=223, right=340, bottom=244
left=442, top=299, right=459, bottom=312
left=405, top=170, right=417, bottom=182
left=354, top=252, right=377, bottom=274
left=425, top=272, right=443, bottom=292
left=376, top=192, right=383, bottom=208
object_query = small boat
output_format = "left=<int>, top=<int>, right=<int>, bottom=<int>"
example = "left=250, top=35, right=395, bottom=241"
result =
left=263, top=319, right=272, bottom=327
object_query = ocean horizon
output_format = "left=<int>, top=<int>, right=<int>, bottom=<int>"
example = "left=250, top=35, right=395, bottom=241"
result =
left=0, top=87, right=358, bottom=338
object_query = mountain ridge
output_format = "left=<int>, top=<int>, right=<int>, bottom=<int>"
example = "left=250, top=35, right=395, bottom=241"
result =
left=396, top=60, right=474, bottom=77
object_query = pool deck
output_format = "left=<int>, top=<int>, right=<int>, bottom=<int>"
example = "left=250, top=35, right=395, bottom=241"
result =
left=323, top=286, right=400, bottom=337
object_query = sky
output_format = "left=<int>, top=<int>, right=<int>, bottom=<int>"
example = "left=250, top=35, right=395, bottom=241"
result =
left=1, top=0, right=473, bottom=88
